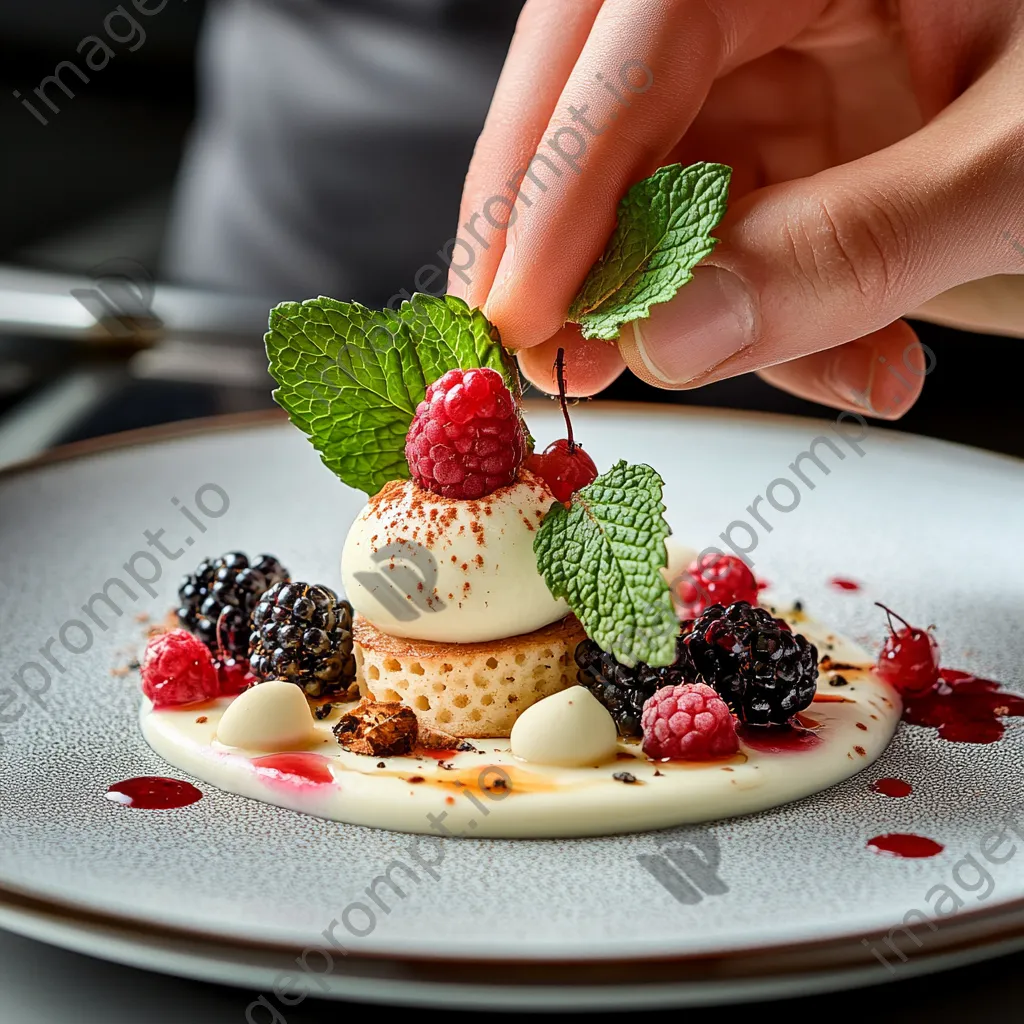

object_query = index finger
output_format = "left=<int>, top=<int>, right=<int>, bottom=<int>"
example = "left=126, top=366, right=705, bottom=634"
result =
left=447, top=0, right=604, bottom=310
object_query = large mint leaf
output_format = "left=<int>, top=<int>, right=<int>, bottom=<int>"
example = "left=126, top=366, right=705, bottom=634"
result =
left=265, top=293, right=514, bottom=496
left=534, top=461, right=677, bottom=668
left=567, top=162, right=732, bottom=341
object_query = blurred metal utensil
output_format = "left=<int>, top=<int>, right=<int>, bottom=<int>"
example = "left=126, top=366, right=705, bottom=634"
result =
left=0, top=264, right=281, bottom=467
left=0, top=264, right=275, bottom=347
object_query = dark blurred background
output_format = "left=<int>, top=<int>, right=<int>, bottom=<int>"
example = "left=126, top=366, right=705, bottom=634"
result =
left=0, top=0, right=1019, bottom=467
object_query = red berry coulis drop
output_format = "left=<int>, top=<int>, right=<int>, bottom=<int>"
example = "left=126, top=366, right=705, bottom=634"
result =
left=871, top=777, right=912, bottom=798
left=867, top=833, right=943, bottom=858
left=252, top=752, right=335, bottom=785
left=106, top=776, right=203, bottom=809
left=524, top=347, right=598, bottom=504
left=830, top=577, right=861, bottom=591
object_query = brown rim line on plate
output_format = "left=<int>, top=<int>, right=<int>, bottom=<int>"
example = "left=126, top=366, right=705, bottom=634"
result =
left=0, top=408, right=289, bottom=478
left=3, top=878, right=1024, bottom=983
left=4, top=402, right=1022, bottom=481
left=5, top=400, right=1022, bottom=485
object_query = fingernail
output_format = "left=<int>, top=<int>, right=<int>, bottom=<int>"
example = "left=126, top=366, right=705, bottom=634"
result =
left=825, top=342, right=877, bottom=411
left=630, top=267, right=757, bottom=384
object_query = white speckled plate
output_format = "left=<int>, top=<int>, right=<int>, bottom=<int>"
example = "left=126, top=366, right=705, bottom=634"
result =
left=2, top=404, right=1024, bottom=1008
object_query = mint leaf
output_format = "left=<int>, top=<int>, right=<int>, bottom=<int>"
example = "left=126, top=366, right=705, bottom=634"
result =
left=265, top=293, right=515, bottom=496
left=567, top=162, right=732, bottom=341
left=534, top=461, right=678, bottom=668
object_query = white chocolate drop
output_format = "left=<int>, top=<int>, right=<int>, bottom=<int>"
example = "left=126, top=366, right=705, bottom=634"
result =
left=510, top=686, right=619, bottom=767
left=216, top=681, right=316, bottom=751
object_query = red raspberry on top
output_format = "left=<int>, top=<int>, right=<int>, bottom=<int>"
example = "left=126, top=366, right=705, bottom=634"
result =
left=141, top=629, right=219, bottom=708
left=674, top=553, right=759, bottom=619
left=405, top=367, right=526, bottom=500
left=641, top=682, right=739, bottom=761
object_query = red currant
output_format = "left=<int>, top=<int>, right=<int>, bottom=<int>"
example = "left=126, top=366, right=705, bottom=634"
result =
left=524, top=346, right=598, bottom=503
left=674, top=553, right=759, bottom=619
left=526, top=439, right=598, bottom=503
left=875, top=603, right=940, bottom=695
left=214, top=657, right=257, bottom=696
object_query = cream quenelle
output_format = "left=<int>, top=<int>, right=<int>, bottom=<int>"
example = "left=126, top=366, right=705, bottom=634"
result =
left=340, top=467, right=568, bottom=644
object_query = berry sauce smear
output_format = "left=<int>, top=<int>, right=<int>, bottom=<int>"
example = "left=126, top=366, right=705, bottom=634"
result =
left=252, top=752, right=335, bottom=786
left=903, top=669, right=1024, bottom=744
left=737, top=724, right=822, bottom=753
left=106, top=776, right=203, bottom=809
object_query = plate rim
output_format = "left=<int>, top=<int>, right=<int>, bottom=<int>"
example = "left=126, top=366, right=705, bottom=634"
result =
left=9, top=889, right=1024, bottom=1011
left=2, top=402, right=1022, bottom=485
left=3, top=876, right=1024, bottom=980
left=4, top=404, right=1024, bottom=969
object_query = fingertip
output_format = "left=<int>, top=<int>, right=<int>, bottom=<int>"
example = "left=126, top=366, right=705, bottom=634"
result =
left=516, top=326, right=626, bottom=397
left=757, top=322, right=927, bottom=420
left=485, top=278, right=564, bottom=352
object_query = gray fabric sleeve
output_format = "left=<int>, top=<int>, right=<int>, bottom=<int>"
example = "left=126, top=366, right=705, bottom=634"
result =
left=162, top=0, right=519, bottom=305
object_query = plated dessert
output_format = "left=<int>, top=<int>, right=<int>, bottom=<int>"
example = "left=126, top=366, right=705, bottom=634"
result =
left=129, top=162, right=1019, bottom=838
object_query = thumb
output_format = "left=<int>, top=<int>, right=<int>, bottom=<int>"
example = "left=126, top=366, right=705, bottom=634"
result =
left=618, top=83, right=1022, bottom=406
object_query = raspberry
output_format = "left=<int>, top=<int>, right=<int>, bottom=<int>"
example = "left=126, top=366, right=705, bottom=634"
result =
left=680, top=602, right=818, bottom=725
left=641, top=683, right=739, bottom=760
left=141, top=629, right=219, bottom=708
left=674, top=553, right=758, bottom=619
left=405, top=367, right=526, bottom=500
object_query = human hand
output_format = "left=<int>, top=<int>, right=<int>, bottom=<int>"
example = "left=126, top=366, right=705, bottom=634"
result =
left=447, top=0, right=1024, bottom=418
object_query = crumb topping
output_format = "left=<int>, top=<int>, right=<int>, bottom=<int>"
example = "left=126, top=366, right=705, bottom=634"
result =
left=333, top=699, right=418, bottom=757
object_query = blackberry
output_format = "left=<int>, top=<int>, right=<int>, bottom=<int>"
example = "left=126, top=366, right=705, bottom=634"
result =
left=574, top=635, right=688, bottom=737
left=248, top=582, right=356, bottom=698
left=680, top=602, right=818, bottom=725
left=177, top=552, right=289, bottom=658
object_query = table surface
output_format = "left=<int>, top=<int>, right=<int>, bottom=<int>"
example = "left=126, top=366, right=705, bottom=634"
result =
left=1, top=927, right=1023, bottom=1022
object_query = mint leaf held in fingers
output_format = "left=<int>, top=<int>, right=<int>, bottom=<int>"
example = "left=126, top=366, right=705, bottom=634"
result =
left=265, top=293, right=517, bottom=496
left=567, top=162, right=732, bottom=341
left=534, top=461, right=678, bottom=668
